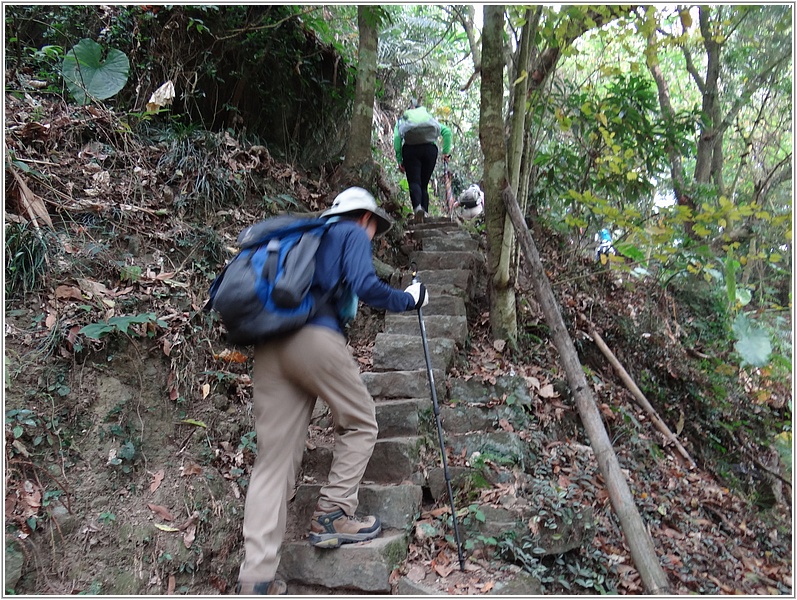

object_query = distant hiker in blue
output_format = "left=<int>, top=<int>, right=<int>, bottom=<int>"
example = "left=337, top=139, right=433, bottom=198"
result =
left=394, top=97, right=453, bottom=223
left=595, top=227, right=617, bottom=262
left=235, top=187, right=429, bottom=595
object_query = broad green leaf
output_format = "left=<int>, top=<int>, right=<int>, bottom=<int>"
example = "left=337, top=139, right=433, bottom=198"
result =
left=735, top=288, right=752, bottom=306
left=733, top=313, right=772, bottom=368
left=614, top=242, right=644, bottom=263
left=79, top=322, right=114, bottom=339
left=62, top=38, right=130, bottom=105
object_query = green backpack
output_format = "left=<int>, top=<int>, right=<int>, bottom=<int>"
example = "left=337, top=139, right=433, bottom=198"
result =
left=397, top=107, right=441, bottom=146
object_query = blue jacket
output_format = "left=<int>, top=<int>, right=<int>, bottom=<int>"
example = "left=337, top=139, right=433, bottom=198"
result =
left=308, top=220, right=415, bottom=334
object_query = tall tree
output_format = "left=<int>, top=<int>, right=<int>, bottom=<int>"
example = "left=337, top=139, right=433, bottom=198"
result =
left=480, top=5, right=516, bottom=343
left=340, top=6, right=390, bottom=191
left=644, top=5, right=792, bottom=238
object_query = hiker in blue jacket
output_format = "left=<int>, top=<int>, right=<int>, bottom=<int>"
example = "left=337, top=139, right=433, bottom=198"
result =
left=394, top=97, right=453, bottom=223
left=235, top=187, right=429, bottom=595
left=595, top=227, right=617, bottom=262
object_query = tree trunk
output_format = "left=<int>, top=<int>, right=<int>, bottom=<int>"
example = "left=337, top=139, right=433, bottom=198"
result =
left=501, top=183, right=672, bottom=595
left=693, top=6, right=723, bottom=186
left=480, top=5, right=517, bottom=343
left=645, top=26, right=695, bottom=234
left=341, top=6, right=378, bottom=181
left=454, top=4, right=481, bottom=91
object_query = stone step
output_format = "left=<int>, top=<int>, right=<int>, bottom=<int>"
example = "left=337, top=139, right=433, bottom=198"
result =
left=289, top=483, right=422, bottom=532
left=410, top=219, right=460, bottom=231
left=424, top=465, right=519, bottom=503
left=445, top=431, right=532, bottom=471
left=384, top=314, right=468, bottom=347
left=421, top=235, right=481, bottom=253
left=422, top=291, right=470, bottom=313
left=440, top=402, right=531, bottom=435
left=375, top=398, right=427, bottom=438
left=420, top=294, right=467, bottom=317
left=372, top=333, right=455, bottom=373
left=362, top=369, right=445, bottom=400
left=409, top=250, right=485, bottom=272
left=302, top=437, right=424, bottom=484
left=278, top=530, right=408, bottom=593
left=400, top=269, right=473, bottom=298
left=449, top=374, right=535, bottom=406
left=411, top=227, right=467, bottom=239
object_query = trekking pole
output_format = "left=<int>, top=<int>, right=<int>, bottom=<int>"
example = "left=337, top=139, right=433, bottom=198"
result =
left=442, top=159, right=456, bottom=220
left=411, top=262, right=465, bottom=571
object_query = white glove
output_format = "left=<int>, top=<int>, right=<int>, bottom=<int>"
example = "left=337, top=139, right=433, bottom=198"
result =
left=404, top=282, right=429, bottom=309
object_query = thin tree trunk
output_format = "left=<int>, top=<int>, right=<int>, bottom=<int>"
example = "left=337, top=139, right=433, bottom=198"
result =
left=645, top=27, right=694, bottom=233
left=342, top=6, right=378, bottom=176
left=481, top=5, right=517, bottom=343
left=454, top=4, right=481, bottom=91
left=501, top=183, right=672, bottom=595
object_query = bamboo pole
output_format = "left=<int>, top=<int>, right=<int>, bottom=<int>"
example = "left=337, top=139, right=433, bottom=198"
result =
left=588, top=325, right=696, bottom=469
left=501, top=184, right=671, bottom=595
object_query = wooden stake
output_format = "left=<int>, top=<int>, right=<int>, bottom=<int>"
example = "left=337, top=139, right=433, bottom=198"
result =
left=588, top=325, right=696, bottom=469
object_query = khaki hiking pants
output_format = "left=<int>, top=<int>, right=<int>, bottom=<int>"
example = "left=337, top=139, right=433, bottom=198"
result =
left=238, top=325, right=378, bottom=583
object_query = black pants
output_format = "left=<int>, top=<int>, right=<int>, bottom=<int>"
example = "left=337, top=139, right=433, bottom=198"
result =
left=402, top=143, right=438, bottom=213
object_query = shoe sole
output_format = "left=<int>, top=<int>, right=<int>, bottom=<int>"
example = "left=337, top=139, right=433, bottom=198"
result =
left=308, top=525, right=382, bottom=549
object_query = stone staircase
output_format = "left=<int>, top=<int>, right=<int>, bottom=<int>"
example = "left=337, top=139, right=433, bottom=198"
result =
left=275, top=217, right=588, bottom=594
left=277, top=217, right=483, bottom=594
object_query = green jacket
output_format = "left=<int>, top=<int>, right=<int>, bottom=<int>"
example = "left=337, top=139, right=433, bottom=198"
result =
left=393, top=106, right=453, bottom=163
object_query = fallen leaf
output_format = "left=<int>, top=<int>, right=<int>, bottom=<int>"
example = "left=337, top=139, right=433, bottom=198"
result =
left=147, top=503, right=174, bottom=521
left=167, top=574, right=175, bottom=595
left=183, top=523, right=196, bottom=548
left=483, top=580, right=495, bottom=592
left=150, top=469, right=165, bottom=493
left=55, top=285, right=83, bottom=301
left=538, top=384, right=559, bottom=398
left=76, top=278, right=112, bottom=299
left=429, top=506, right=451, bottom=518
left=147, top=80, right=176, bottom=113
left=433, top=563, right=454, bottom=578
left=10, top=167, right=53, bottom=229
left=154, top=523, right=180, bottom=532
left=498, top=418, right=514, bottom=432
left=181, top=462, right=202, bottom=477
left=214, top=349, right=248, bottom=363
left=201, top=383, right=210, bottom=399
left=45, top=312, right=56, bottom=329
left=407, top=565, right=425, bottom=582
left=178, top=511, right=200, bottom=531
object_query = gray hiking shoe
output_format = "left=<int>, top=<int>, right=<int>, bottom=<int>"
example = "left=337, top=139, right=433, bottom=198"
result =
left=413, top=205, right=426, bottom=224
left=308, top=507, right=381, bottom=549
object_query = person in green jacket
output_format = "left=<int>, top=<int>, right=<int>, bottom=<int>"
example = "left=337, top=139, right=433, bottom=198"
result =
left=394, top=98, right=453, bottom=223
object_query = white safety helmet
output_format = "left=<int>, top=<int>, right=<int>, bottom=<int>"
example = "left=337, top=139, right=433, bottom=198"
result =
left=321, top=187, right=394, bottom=236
